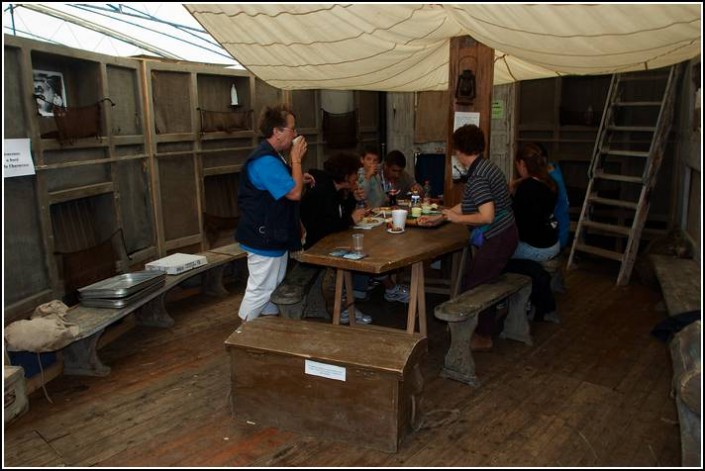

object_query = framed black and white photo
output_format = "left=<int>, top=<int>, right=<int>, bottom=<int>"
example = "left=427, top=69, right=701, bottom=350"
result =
left=33, top=69, right=66, bottom=117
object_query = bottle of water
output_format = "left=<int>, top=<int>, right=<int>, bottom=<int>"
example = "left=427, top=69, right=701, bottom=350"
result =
left=356, top=167, right=367, bottom=208
left=423, top=180, right=432, bottom=205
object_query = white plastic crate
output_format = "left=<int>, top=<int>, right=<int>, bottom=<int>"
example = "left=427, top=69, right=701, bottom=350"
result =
left=145, top=253, right=207, bottom=275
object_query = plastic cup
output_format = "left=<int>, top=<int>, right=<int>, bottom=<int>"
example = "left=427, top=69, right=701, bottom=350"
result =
left=391, top=209, right=408, bottom=231
left=352, top=233, right=364, bottom=254
left=411, top=207, right=422, bottom=218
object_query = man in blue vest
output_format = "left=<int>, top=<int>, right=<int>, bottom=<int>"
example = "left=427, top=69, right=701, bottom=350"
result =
left=236, top=104, right=308, bottom=322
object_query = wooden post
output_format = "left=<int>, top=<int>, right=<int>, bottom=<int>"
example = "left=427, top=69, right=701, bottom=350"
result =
left=444, top=37, right=494, bottom=207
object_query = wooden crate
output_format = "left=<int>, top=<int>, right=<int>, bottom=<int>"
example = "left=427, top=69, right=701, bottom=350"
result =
left=4, top=365, right=29, bottom=424
left=225, top=317, right=427, bottom=452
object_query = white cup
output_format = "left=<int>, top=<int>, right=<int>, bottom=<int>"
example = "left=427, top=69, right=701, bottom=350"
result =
left=292, top=135, right=303, bottom=146
left=391, top=209, right=408, bottom=231
left=352, top=233, right=364, bottom=254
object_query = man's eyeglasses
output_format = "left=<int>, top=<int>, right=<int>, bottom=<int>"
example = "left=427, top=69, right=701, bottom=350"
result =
left=280, top=126, right=297, bottom=135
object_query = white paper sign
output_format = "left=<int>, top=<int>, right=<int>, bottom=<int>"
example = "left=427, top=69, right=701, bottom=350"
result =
left=305, top=359, right=346, bottom=382
left=453, top=111, right=480, bottom=131
left=3, top=139, right=35, bottom=178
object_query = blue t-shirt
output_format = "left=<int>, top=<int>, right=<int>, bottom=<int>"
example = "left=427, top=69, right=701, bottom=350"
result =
left=548, top=162, right=570, bottom=249
left=240, top=155, right=295, bottom=257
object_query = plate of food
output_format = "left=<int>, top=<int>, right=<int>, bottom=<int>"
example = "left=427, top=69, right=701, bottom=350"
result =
left=371, top=207, right=393, bottom=217
left=354, top=217, right=384, bottom=230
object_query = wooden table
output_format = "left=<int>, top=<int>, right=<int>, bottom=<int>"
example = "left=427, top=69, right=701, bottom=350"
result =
left=297, top=222, right=469, bottom=336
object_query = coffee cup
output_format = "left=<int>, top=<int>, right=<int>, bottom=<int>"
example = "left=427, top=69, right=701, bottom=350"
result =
left=391, top=209, right=408, bottom=231
left=292, top=135, right=303, bottom=146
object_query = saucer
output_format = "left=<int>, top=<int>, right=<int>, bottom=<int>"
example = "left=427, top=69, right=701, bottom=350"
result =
left=387, top=228, right=405, bottom=234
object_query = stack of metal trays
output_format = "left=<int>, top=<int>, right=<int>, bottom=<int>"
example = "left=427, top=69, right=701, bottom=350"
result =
left=78, top=270, right=167, bottom=309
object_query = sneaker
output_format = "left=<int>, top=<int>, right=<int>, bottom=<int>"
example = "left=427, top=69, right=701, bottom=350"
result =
left=340, top=308, right=372, bottom=325
left=384, top=284, right=410, bottom=303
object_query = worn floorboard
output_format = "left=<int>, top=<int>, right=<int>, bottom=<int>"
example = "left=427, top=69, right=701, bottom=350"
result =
left=3, top=259, right=682, bottom=467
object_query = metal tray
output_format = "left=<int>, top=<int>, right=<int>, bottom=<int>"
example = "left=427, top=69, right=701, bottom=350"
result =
left=79, top=279, right=166, bottom=309
left=78, top=271, right=166, bottom=299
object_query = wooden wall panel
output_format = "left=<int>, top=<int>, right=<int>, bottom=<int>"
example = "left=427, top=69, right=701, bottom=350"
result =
left=158, top=157, right=199, bottom=240
left=198, top=74, right=251, bottom=112
left=254, top=77, right=283, bottom=131
left=50, top=193, right=116, bottom=252
left=44, top=164, right=111, bottom=193
left=107, top=65, right=141, bottom=135
left=43, top=147, right=107, bottom=165
left=4, top=47, right=27, bottom=138
left=415, top=91, right=449, bottom=143
left=292, top=90, right=317, bottom=129
left=3, top=178, right=50, bottom=307
left=152, top=71, right=192, bottom=134
left=202, top=149, right=250, bottom=170
left=445, top=36, right=494, bottom=207
left=204, top=173, right=239, bottom=217
left=358, top=91, right=378, bottom=128
left=116, top=160, right=154, bottom=254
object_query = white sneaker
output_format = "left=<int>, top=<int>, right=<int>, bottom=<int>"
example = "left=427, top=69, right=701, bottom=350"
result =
left=340, top=308, right=372, bottom=324
left=384, top=284, right=410, bottom=303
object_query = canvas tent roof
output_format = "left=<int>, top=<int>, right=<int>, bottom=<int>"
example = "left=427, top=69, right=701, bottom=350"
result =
left=4, top=4, right=701, bottom=91
left=186, top=3, right=701, bottom=91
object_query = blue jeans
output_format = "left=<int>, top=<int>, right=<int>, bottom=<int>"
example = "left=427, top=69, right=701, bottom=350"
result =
left=512, top=240, right=560, bottom=262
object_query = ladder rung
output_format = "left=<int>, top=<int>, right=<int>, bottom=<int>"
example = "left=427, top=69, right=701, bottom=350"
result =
left=618, top=73, right=669, bottom=82
left=587, top=195, right=639, bottom=210
left=582, top=220, right=632, bottom=236
left=593, top=172, right=644, bottom=184
left=573, top=243, right=624, bottom=261
left=600, top=149, right=650, bottom=158
left=613, top=101, right=662, bottom=107
left=607, top=125, right=656, bottom=132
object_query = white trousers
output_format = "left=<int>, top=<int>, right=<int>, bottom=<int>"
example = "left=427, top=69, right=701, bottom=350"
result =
left=238, top=252, right=288, bottom=322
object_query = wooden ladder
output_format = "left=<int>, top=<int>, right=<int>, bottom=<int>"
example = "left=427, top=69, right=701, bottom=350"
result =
left=567, top=64, right=683, bottom=286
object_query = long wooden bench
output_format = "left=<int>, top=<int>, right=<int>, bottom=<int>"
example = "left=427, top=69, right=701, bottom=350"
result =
left=62, top=243, right=246, bottom=376
left=434, top=273, right=533, bottom=386
left=649, top=254, right=701, bottom=467
left=270, top=262, right=330, bottom=320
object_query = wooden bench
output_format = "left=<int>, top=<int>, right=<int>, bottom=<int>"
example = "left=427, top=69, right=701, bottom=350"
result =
left=270, top=262, right=330, bottom=320
left=62, top=243, right=246, bottom=376
left=649, top=254, right=701, bottom=467
left=434, top=273, right=533, bottom=386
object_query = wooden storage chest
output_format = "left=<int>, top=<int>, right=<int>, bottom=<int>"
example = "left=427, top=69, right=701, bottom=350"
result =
left=4, top=365, right=29, bottom=424
left=225, top=317, right=427, bottom=453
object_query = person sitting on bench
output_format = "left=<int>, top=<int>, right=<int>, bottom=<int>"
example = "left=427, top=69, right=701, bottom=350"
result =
left=440, top=124, right=519, bottom=351
left=507, top=142, right=560, bottom=321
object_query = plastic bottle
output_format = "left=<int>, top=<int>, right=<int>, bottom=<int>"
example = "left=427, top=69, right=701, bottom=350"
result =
left=423, top=180, right=432, bottom=205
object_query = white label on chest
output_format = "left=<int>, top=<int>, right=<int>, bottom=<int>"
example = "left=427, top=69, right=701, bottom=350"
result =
left=305, top=360, right=346, bottom=382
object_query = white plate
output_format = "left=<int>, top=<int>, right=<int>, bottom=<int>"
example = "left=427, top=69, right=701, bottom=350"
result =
left=354, top=217, right=384, bottom=230
left=387, top=228, right=405, bottom=234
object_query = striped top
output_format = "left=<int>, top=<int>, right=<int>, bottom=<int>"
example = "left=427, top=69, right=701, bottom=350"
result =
left=461, top=156, right=515, bottom=239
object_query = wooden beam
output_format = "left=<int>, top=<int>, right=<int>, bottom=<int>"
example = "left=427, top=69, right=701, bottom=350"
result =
left=445, top=37, right=494, bottom=207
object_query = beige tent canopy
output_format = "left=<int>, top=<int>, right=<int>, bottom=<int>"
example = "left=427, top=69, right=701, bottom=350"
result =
left=185, top=3, right=701, bottom=91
